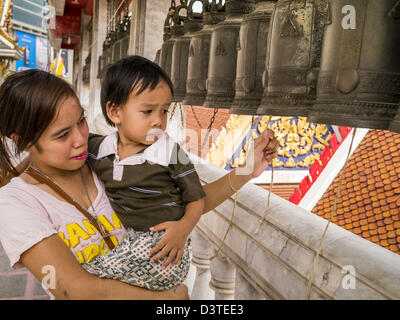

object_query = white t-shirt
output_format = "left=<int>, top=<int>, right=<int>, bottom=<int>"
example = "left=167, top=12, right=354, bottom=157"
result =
left=0, top=171, right=127, bottom=271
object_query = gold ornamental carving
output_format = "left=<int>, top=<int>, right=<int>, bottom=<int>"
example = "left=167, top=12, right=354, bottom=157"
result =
left=208, top=115, right=332, bottom=169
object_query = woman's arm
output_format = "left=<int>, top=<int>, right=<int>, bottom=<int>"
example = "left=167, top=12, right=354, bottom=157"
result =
left=20, top=234, right=188, bottom=300
left=202, top=129, right=278, bottom=214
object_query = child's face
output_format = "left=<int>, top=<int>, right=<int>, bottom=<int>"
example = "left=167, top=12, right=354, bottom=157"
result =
left=112, top=80, right=173, bottom=146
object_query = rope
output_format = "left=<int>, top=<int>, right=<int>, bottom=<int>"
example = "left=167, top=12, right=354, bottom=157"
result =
left=209, top=114, right=275, bottom=259
left=305, top=127, right=357, bottom=299
left=255, top=115, right=274, bottom=235
left=209, top=191, right=239, bottom=260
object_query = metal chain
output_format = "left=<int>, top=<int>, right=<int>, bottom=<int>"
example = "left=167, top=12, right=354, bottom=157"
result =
left=169, top=102, right=177, bottom=120
left=201, top=107, right=219, bottom=151
left=190, top=105, right=204, bottom=129
left=179, top=103, right=185, bottom=128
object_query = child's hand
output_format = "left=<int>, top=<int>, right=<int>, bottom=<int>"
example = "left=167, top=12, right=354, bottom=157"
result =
left=149, top=220, right=191, bottom=268
left=246, top=129, right=279, bottom=178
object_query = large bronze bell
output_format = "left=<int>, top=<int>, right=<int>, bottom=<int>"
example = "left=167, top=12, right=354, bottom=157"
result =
left=308, top=0, right=400, bottom=130
left=204, top=0, right=255, bottom=109
left=257, top=0, right=331, bottom=117
left=390, top=108, right=400, bottom=133
left=154, top=49, right=161, bottom=64
left=183, top=0, right=226, bottom=106
left=112, top=39, right=122, bottom=63
left=171, top=1, right=203, bottom=102
left=159, top=3, right=176, bottom=79
left=230, top=0, right=276, bottom=115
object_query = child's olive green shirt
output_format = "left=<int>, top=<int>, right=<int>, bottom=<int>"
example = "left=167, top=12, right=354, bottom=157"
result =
left=87, top=132, right=206, bottom=231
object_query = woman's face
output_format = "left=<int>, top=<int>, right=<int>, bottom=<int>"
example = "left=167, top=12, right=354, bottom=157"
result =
left=29, top=95, right=89, bottom=175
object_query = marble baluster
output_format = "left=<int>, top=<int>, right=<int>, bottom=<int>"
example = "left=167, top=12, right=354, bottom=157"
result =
left=210, top=252, right=236, bottom=300
left=190, top=228, right=215, bottom=300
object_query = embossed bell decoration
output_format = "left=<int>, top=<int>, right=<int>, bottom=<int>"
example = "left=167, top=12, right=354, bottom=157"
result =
left=171, top=1, right=203, bottom=102
left=159, top=2, right=177, bottom=78
left=183, top=0, right=226, bottom=106
left=257, top=0, right=331, bottom=117
left=204, top=0, right=256, bottom=109
left=230, top=0, right=276, bottom=115
left=308, top=0, right=400, bottom=129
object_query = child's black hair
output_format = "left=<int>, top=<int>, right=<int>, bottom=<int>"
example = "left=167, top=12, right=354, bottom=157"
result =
left=101, top=55, right=174, bottom=127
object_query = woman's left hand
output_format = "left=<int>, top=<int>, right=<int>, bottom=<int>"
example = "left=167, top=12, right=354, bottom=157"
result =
left=241, top=129, right=279, bottom=179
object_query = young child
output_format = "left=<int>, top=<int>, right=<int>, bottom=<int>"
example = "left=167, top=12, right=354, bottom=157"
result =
left=81, top=56, right=206, bottom=291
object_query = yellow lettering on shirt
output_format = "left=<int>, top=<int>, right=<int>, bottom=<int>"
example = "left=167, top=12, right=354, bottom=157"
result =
left=75, top=250, right=85, bottom=264
left=99, top=238, right=109, bottom=256
left=82, top=220, right=99, bottom=235
left=111, top=213, right=122, bottom=229
left=83, top=244, right=100, bottom=263
left=58, top=232, right=70, bottom=247
left=67, top=222, right=90, bottom=248
left=111, top=236, right=119, bottom=247
left=98, top=215, right=114, bottom=232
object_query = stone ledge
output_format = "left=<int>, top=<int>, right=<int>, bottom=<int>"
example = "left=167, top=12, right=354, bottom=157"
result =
left=194, top=161, right=400, bottom=299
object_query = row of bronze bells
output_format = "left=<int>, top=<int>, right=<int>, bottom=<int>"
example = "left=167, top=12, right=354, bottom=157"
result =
left=82, top=53, right=91, bottom=84
left=98, top=7, right=132, bottom=79
left=156, top=0, right=400, bottom=133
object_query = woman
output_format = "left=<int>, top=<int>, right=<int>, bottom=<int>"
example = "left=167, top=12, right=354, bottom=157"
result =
left=0, top=69, right=278, bottom=300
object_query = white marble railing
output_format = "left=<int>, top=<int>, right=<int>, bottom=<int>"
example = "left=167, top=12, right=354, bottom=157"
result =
left=188, top=162, right=400, bottom=300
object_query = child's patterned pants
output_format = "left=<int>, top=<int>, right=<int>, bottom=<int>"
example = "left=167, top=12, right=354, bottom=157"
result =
left=81, top=228, right=191, bottom=291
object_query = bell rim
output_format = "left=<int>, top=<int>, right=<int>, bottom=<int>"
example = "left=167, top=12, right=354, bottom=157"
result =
left=230, top=96, right=263, bottom=115
left=388, top=120, right=400, bottom=134
left=204, top=92, right=235, bottom=109
left=306, top=114, right=392, bottom=130
left=203, top=99, right=233, bottom=109
left=308, top=100, right=399, bottom=129
left=182, top=94, right=207, bottom=107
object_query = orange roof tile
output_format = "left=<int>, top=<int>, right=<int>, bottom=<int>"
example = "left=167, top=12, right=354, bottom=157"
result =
left=312, top=130, right=400, bottom=255
left=257, top=183, right=299, bottom=201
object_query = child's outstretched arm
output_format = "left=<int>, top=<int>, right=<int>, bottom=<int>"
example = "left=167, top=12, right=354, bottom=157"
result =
left=149, top=197, right=205, bottom=268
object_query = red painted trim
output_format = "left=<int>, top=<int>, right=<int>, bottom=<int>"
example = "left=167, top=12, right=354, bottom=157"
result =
left=289, top=126, right=352, bottom=204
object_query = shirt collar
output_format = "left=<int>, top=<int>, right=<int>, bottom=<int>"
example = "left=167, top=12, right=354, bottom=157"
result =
left=97, top=131, right=119, bottom=159
left=97, top=131, right=176, bottom=167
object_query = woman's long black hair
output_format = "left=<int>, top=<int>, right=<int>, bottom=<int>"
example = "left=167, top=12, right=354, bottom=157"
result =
left=0, top=69, right=78, bottom=185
